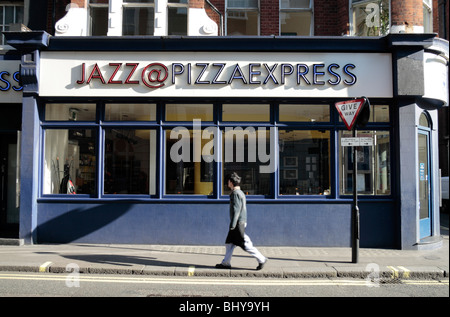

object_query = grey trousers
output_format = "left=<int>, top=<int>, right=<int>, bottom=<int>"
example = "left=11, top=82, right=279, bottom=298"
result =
left=221, top=233, right=266, bottom=266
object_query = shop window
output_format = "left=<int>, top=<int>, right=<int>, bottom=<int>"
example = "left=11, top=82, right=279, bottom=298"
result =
left=226, top=0, right=259, bottom=35
left=280, top=0, right=313, bottom=36
left=45, top=104, right=97, bottom=121
left=104, top=129, right=156, bottom=195
left=222, top=104, right=270, bottom=122
left=43, top=129, right=97, bottom=195
left=222, top=129, right=271, bottom=196
left=166, top=104, right=214, bottom=121
left=370, top=105, right=389, bottom=122
left=165, top=128, right=214, bottom=195
left=338, top=104, right=389, bottom=123
left=279, top=104, right=330, bottom=122
left=339, top=130, right=391, bottom=195
left=40, top=101, right=391, bottom=200
left=350, top=0, right=390, bottom=36
left=279, top=130, right=330, bottom=195
left=168, top=0, right=188, bottom=36
left=1, top=2, right=24, bottom=45
left=105, top=104, right=156, bottom=121
left=123, top=0, right=155, bottom=36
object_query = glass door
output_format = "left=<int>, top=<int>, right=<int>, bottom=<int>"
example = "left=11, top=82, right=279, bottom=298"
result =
left=418, top=130, right=432, bottom=239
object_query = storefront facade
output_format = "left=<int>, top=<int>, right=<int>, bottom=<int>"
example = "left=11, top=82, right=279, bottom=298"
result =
left=5, top=31, right=448, bottom=249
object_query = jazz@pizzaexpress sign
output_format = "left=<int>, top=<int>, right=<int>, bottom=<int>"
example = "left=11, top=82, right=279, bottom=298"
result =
left=75, top=61, right=358, bottom=89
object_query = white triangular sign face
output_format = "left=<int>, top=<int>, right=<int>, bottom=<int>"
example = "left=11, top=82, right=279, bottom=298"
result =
left=335, top=98, right=366, bottom=130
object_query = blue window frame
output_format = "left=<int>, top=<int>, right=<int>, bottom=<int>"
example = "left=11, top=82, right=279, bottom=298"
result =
left=39, top=99, right=393, bottom=201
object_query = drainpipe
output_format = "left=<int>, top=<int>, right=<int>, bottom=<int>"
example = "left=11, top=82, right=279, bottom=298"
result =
left=205, top=0, right=223, bottom=36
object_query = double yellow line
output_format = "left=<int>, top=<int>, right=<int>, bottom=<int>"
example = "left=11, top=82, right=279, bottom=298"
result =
left=387, top=266, right=411, bottom=279
left=0, top=272, right=447, bottom=286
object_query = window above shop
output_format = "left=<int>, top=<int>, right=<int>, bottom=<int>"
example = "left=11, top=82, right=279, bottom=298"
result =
left=88, top=0, right=187, bottom=36
left=167, top=0, right=188, bottom=36
left=122, top=0, right=155, bottom=36
left=0, top=1, right=24, bottom=45
left=280, top=0, right=313, bottom=36
left=422, top=0, right=433, bottom=33
left=88, top=0, right=108, bottom=36
left=226, top=0, right=259, bottom=35
left=350, top=0, right=390, bottom=36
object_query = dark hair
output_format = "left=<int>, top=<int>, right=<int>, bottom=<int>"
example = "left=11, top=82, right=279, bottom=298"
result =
left=227, top=172, right=241, bottom=186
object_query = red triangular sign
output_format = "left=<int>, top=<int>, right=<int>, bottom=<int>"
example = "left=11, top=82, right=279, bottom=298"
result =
left=335, top=98, right=366, bottom=130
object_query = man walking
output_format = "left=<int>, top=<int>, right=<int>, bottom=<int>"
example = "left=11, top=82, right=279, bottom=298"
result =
left=216, top=172, right=268, bottom=270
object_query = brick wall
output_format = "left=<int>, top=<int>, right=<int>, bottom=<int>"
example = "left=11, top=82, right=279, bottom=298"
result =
left=310, top=0, right=350, bottom=36
left=260, top=0, right=279, bottom=35
left=209, top=0, right=225, bottom=13
left=190, top=0, right=204, bottom=8
left=71, top=0, right=87, bottom=7
left=204, top=0, right=224, bottom=35
left=391, top=0, right=424, bottom=31
left=336, top=0, right=350, bottom=35
left=315, top=0, right=336, bottom=35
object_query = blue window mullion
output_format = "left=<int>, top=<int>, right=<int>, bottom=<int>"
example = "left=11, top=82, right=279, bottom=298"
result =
left=215, top=125, right=221, bottom=199
left=97, top=102, right=104, bottom=198
left=272, top=124, right=279, bottom=199
left=97, top=126, right=104, bottom=198
left=158, top=126, right=165, bottom=199
left=331, top=128, right=339, bottom=199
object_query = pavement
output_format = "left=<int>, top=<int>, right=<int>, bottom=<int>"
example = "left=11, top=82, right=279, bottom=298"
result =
left=0, top=214, right=448, bottom=281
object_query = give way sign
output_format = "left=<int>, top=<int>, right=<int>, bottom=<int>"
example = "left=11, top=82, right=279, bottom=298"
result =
left=335, top=98, right=367, bottom=130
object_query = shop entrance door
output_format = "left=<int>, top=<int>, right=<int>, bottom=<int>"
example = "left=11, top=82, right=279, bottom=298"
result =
left=418, top=130, right=432, bottom=239
left=0, top=133, right=19, bottom=238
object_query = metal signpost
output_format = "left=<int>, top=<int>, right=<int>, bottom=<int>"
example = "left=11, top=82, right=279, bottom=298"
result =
left=335, top=97, right=370, bottom=263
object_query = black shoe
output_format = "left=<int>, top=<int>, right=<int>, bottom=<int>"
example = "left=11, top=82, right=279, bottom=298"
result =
left=215, top=263, right=231, bottom=269
left=256, top=259, right=268, bottom=270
